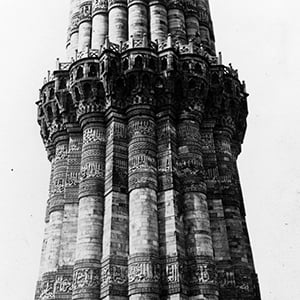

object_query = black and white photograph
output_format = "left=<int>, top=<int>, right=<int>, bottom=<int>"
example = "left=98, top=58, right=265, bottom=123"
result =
left=0, top=1, right=299, bottom=299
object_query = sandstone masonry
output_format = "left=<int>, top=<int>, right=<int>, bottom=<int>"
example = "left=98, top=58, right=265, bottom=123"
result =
left=35, top=1, right=261, bottom=299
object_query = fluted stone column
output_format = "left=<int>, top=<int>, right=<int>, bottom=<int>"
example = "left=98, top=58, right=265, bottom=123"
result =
left=149, top=0, right=168, bottom=43
left=156, top=106, right=187, bottom=298
left=185, top=14, right=199, bottom=41
left=201, top=120, right=233, bottom=299
left=36, top=132, right=69, bottom=300
left=108, top=0, right=128, bottom=44
left=177, top=112, right=218, bottom=300
left=167, top=0, right=187, bottom=44
left=67, top=0, right=79, bottom=59
left=92, top=0, right=108, bottom=48
left=127, top=103, right=160, bottom=300
left=230, top=140, right=260, bottom=299
left=47, top=133, right=69, bottom=269
left=72, top=112, right=106, bottom=300
left=214, top=121, right=247, bottom=262
left=52, top=125, right=83, bottom=299
left=69, top=0, right=81, bottom=59
left=231, top=141, right=251, bottom=262
left=196, top=0, right=215, bottom=55
left=35, top=145, right=55, bottom=300
left=185, top=1, right=200, bottom=42
left=201, top=120, right=231, bottom=261
left=78, top=1, right=93, bottom=52
left=128, top=0, right=148, bottom=39
left=214, top=119, right=256, bottom=299
left=101, top=109, right=129, bottom=299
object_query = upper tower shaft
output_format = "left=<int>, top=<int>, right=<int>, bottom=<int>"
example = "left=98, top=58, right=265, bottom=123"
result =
left=66, top=0, right=216, bottom=60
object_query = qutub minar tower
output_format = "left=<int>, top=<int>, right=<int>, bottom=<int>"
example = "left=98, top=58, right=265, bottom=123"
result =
left=35, top=0, right=261, bottom=299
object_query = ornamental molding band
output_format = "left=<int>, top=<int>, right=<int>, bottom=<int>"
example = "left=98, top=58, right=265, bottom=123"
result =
left=35, top=1, right=261, bottom=299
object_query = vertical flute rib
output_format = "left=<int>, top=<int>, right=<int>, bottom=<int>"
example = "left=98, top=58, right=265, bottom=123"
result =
left=167, top=0, right=187, bottom=44
left=92, top=0, right=108, bottom=48
left=128, top=0, right=149, bottom=39
left=108, top=0, right=128, bottom=44
left=149, top=0, right=168, bottom=43
left=78, top=1, right=93, bottom=51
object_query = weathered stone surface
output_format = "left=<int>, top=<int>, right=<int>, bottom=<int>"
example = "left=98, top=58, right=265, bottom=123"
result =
left=35, top=2, right=261, bottom=300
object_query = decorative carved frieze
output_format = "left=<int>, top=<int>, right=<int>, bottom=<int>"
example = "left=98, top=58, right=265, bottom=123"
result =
left=66, top=172, right=80, bottom=187
left=101, top=264, right=128, bottom=287
left=218, top=270, right=236, bottom=288
left=70, top=13, right=80, bottom=33
left=178, top=124, right=202, bottom=142
left=128, top=261, right=161, bottom=283
left=38, top=275, right=73, bottom=300
left=107, top=0, right=127, bottom=8
left=49, top=120, right=66, bottom=137
left=201, top=132, right=215, bottom=151
left=80, top=161, right=105, bottom=179
left=69, top=137, right=81, bottom=152
left=162, top=261, right=180, bottom=283
left=189, top=263, right=216, bottom=284
left=79, top=2, right=92, bottom=22
left=72, top=268, right=100, bottom=290
left=52, top=178, right=65, bottom=194
left=55, top=144, right=68, bottom=161
left=128, top=172, right=157, bottom=191
left=106, top=122, right=127, bottom=140
left=127, top=119, right=156, bottom=138
left=92, top=0, right=108, bottom=13
left=83, top=127, right=106, bottom=145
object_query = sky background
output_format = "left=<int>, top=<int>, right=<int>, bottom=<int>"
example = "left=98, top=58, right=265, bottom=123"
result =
left=0, top=0, right=299, bottom=299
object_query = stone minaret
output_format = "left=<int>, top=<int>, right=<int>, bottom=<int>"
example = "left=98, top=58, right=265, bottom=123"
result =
left=35, top=1, right=261, bottom=299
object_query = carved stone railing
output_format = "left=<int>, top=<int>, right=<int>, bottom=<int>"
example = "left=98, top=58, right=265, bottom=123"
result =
left=223, top=64, right=239, bottom=78
left=42, top=37, right=241, bottom=91
left=58, top=62, right=72, bottom=71
left=75, top=48, right=100, bottom=60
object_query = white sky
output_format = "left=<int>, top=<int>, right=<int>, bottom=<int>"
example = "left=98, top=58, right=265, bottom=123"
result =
left=0, top=0, right=299, bottom=299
